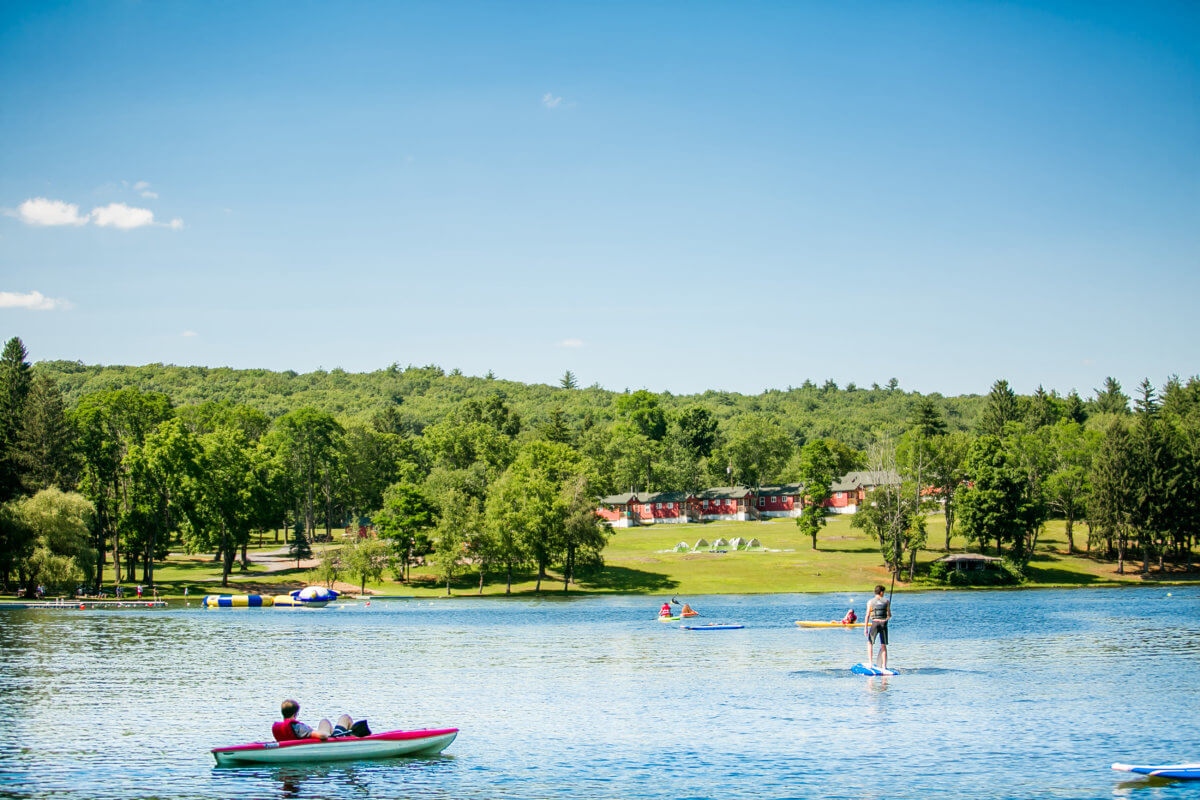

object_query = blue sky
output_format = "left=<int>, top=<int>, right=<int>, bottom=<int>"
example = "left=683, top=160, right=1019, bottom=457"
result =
left=2, top=0, right=1197, bottom=398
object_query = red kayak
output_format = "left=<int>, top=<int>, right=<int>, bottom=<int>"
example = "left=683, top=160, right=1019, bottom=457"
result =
left=212, top=728, right=458, bottom=766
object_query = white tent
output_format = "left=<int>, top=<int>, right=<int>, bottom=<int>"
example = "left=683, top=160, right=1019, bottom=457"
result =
left=673, top=541, right=690, bottom=552
left=712, top=537, right=729, bottom=547
left=692, top=538, right=709, bottom=550
left=729, top=536, right=747, bottom=550
left=746, top=538, right=762, bottom=549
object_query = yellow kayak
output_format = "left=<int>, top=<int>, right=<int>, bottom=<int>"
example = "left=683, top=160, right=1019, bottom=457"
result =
left=795, top=620, right=858, bottom=628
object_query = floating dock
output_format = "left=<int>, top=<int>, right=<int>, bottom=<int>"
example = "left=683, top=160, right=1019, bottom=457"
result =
left=1, top=600, right=168, bottom=609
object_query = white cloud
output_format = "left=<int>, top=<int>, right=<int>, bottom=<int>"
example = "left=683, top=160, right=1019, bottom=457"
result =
left=133, top=181, right=150, bottom=191
left=90, top=202, right=156, bottom=229
left=559, top=338, right=584, bottom=348
left=0, top=290, right=72, bottom=311
left=13, top=197, right=89, bottom=226
left=542, top=92, right=563, bottom=109
left=182, top=330, right=197, bottom=337
left=9, top=196, right=182, bottom=230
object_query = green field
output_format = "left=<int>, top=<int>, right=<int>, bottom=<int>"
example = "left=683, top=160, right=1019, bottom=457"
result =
left=11, top=513, right=1192, bottom=603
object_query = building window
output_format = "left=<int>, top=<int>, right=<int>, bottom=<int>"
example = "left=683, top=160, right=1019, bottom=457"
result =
left=655, top=503, right=661, bottom=510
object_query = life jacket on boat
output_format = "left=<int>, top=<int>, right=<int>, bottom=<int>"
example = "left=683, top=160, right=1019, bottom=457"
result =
left=272, top=720, right=304, bottom=742
left=659, top=604, right=672, bottom=617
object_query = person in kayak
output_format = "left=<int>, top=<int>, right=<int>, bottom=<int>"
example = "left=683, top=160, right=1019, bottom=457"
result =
left=864, top=585, right=891, bottom=670
left=659, top=601, right=673, bottom=617
left=273, top=700, right=356, bottom=741
left=680, top=603, right=698, bottom=617
left=839, top=608, right=857, bottom=624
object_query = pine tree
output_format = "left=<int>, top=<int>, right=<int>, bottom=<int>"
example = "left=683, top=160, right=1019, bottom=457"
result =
left=17, top=375, right=79, bottom=492
left=560, top=370, right=578, bottom=390
left=288, top=522, right=312, bottom=567
left=979, top=379, right=1020, bottom=437
left=1093, top=377, right=1129, bottom=415
left=0, top=337, right=33, bottom=502
left=911, top=398, right=946, bottom=438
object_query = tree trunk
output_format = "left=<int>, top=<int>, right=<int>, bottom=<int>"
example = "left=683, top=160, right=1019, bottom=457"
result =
left=1065, top=514, right=1075, bottom=554
left=1117, top=532, right=1125, bottom=574
left=505, top=562, right=512, bottom=595
left=478, top=568, right=485, bottom=595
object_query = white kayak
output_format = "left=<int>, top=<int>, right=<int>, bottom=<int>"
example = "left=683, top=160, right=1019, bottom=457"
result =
left=1113, top=763, right=1200, bottom=780
left=212, top=728, right=458, bottom=766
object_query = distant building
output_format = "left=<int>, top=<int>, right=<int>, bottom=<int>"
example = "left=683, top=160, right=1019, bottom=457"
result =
left=754, top=483, right=804, bottom=518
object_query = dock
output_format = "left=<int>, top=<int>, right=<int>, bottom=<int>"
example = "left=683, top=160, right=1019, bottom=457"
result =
left=1, top=600, right=168, bottom=609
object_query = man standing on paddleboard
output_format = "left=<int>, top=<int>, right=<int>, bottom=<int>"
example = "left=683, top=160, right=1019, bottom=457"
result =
left=864, top=584, right=891, bottom=671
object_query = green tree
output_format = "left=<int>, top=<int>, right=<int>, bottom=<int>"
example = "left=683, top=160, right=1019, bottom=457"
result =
left=1087, top=420, right=1133, bottom=570
left=0, top=337, right=33, bottom=502
left=192, top=427, right=261, bottom=585
left=1044, top=421, right=1096, bottom=554
left=615, top=390, right=667, bottom=441
left=430, top=489, right=480, bottom=595
left=556, top=475, right=609, bottom=592
left=13, top=488, right=97, bottom=595
left=16, top=375, right=79, bottom=493
left=288, top=523, right=313, bottom=567
left=978, top=379, right=1020, bottom=437
left=911, top=398, right=947, bottom=438
left=0, top=501, right=35, bottom=590
left=956, top=435, right=1037, bottom=563
left=720, top=416, right=793, bottom=488
left=795, top=440, right=835, bottom=549
left=928, top=432, right=971, bottom=550
left=342, top=536, right=390, bottom=594
left=372, top=482, right=435, bottom=581
left=123, top=419, right=202, bottom=586
left=560, top=370, right=578, bottom=390
left=273, top=408, right=343, bottom=539
left=1093, top=377, right=1130, bottom=415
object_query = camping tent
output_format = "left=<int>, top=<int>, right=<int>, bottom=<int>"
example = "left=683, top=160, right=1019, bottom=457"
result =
left=692, top=538, right=709, bottom=551
left=673, top=541, right=690, bottom=552
left=746, top=538, right=761, bottom=549
left=729, top=536, right=747, bottom=550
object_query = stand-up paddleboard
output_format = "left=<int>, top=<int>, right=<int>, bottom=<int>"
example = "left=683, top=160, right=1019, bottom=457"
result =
left=1113, top=763, right=1200, bottom=780
left=851, top=662, right=898, bottom=676
left=796, top=620, right=857, bottom=628
left=682, top=624, right=743, bottom=631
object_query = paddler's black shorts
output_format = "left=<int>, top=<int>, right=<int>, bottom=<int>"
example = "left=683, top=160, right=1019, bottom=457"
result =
left=867, top=620, right=888, bottom=645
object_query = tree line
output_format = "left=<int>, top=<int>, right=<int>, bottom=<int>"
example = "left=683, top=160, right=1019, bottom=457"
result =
left=2, top=336, right=1197, bottom=595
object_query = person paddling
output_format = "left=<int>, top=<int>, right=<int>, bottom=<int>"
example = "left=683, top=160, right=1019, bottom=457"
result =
left=659, top=601, right=673, bottom=618
left=863, top=585, right=891, bottom=670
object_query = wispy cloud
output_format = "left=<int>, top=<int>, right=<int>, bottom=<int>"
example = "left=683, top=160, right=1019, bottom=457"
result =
left=7, top=196, right=183, bottom=230
left=11, top=198, right=89, bottom=226
left=559, top=338, right=584, bottom=348
left=182, top=330, right=198, bottom=337
left=0, top=290, right=73, bottom=311
left=542, top=92, right=564, bottom=109
left=133, top=180, right=158, bottom=199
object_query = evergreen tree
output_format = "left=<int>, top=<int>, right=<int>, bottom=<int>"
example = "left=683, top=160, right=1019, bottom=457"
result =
left=978, top=379, right=1020, bottom=437
left=1093, top=377, right=1129, bottom=415
left=911, top=397, right=947, bottom=438
left=1062, top=391, right=1088, bottom=424
left=0, top=337, right=33, bottom=502
left=1025, top=385, right=1058, bottom=429
left=560, top=370, right=578, bottom=390
left=288, top=522, right=312, bottom=567
left=17, top=375, right=80, bottom=493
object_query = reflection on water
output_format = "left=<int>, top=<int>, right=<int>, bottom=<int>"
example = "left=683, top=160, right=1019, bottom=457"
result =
left=1, top=587, right=1198, bottom=799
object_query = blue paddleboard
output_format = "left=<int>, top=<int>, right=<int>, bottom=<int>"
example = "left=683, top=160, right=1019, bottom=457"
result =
left=682, top=624, right=744, bottom=631
left=851, top=662, right=899, bottom=676
left=1113, top=763, right=1200, bottom=780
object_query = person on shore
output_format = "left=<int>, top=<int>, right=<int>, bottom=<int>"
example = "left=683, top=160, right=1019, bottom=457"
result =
left=864, top=584, right=891, bottom=669
left=272, top=700, right=359, bottom=742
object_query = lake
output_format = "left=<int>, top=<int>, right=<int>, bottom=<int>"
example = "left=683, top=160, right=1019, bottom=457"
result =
left=1, top=586, right=1197, bottom=799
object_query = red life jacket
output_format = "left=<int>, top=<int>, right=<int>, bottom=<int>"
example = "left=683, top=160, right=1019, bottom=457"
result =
left=272, top=719, right=303, bottom=742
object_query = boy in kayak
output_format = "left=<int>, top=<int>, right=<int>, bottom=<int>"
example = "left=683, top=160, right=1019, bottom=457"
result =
left=273, top=700, right=356, bottom=741
left=864, top=585, right=891, bottom=670
left=840, top=608, right=857, bottom=624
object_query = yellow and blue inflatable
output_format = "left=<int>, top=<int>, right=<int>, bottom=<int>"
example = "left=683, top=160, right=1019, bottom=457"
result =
left=202, top=594, right=273, bottom=608
left=273, top=586, right=339, bottom=608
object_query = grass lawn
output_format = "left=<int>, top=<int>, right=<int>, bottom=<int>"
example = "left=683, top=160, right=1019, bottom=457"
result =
left=5, top=516, right=1195, bottom=603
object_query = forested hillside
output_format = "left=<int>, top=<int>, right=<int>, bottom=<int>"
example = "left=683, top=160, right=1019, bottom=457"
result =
left=35, top=360, right=985, bottom=448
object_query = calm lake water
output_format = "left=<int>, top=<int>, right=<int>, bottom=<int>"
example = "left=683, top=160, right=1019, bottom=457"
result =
left=1, top=586, right=1198, bottom=800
